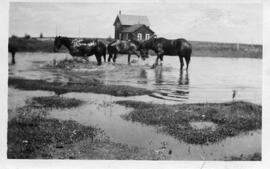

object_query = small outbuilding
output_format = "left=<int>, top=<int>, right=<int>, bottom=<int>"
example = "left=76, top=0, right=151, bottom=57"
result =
left=113, top=11, right=155, bottom=41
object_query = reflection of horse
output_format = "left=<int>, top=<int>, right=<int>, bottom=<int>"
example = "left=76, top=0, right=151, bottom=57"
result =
left=138, top=37, right=192, bottom=70
left=8, top=43, right=18, bottom=64
left=53, top=36, right=106, bottom=65
left=179, top=70, right=189, bottom=85
left=107, top=40, right=145, bottom=65
left=153, top=66, right=189, bottom=86
left=154, top=66, right=163, bottom=84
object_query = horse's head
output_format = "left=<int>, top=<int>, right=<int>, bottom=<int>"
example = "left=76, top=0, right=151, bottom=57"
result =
left=53, top=36, right=62, bottom=52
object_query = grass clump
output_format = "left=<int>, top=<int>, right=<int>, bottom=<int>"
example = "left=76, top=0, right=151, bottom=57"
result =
left=116, top=101, right=261, bottom=145
left=8, top=77, right=152, bottom=96
left=8, top=108, right=98, bottom=159
left=29, top=96, right=84, bottom=109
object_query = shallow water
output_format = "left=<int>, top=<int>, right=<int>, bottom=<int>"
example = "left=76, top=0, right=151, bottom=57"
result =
left=8, top=88, right=261, bottom=160
left=46, top=92, right=261, bottom=160
left=9, top=52, right=262, bottom=104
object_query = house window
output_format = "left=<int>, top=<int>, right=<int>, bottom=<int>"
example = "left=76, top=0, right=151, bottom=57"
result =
left=137, top=33, right=142, bottom=40
left=119, top=33, right=121, bottom=40
left=145, top=34, right=150, bottom=40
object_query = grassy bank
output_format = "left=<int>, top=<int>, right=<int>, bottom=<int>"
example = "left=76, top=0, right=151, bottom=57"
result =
left=190, top=41, right=262, bottom=58
left=116, top=100, right=261, bottom=145
left=9, top=37, right=262, bottom=58
left=8, top=96, right=166, bottom=159
left=8, top=77, right=152, bottom=97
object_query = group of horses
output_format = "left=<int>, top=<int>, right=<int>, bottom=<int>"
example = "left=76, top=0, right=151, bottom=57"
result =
left=53, top=35, right=192, bottom=70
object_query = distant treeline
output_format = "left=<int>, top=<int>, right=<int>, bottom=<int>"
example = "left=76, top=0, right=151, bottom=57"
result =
left=8, top=37, right=262, bottom=58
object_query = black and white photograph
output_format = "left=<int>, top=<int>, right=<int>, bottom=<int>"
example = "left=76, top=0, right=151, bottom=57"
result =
left=1, top=0, right=269, bottom=168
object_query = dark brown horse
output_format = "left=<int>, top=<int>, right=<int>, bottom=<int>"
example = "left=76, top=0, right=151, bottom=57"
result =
left=53, top=36, right=106, bottom=65
left=107, top=39, right=145, bottom=65
left=138, top=37, right=192, bottom=70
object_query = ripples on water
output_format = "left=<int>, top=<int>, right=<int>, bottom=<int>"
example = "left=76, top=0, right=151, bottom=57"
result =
left=8, top=53, right=262, bottom=160
left=9, top=52, right=262, bottom=104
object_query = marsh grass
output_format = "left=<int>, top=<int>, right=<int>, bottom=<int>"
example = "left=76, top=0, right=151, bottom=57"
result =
left=29, top=96, right=84, bottom=109
left=9, top=77, right=152, bottom=96
left=116, top=101, right=261, bottom=145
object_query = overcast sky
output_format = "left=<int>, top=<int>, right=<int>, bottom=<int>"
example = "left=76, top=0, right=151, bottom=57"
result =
left=9, top=2, right=262, bottom=44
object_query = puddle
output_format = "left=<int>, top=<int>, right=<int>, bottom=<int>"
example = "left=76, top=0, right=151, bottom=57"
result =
left=189, top=121, right=217, bottom=130
left=45, top=92, right=260, bottom=160
left=8, top=87, right=54, bottom=121
left=8, top=89, right=261, bottom=160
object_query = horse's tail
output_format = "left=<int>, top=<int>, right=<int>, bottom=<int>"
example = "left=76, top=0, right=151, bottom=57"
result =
left=181, top=40, right=192, bottom=70
left=185, top=48, right=191, bottom=69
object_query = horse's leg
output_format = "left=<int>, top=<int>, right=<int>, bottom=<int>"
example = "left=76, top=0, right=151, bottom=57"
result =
left=150, top=55, right=159, bottom=69
left=179, top=55, right=184, bottom=70
left=160, top=55, right=164, bottom=65
left=95, top=54, right=102, bottom=66
left=128, top=53, right=131, bottom=65
left=108, top=52, right=112, bottom=62
left=11, top=52, right=15, bottom=64
left=185, top=56, right=190, bottom=70
left=184, top=51, right=191, bottom=70
left=103, top=52, right=106, bottom=62
left=113, top=52, right=117, bottom=63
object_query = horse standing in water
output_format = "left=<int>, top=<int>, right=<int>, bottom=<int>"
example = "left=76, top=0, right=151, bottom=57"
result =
left=138, top=37, right=192, bottom=70
left=53, top=36, right=106, bottom=65
left=107, top=40, right=145, bottom=65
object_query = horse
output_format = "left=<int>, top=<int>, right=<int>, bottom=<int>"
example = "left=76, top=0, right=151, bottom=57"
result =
left=107, top=39, right=146, bottom=65
left=53, top=36, right=106, bottom=65
left=8, top=43, right=18, bottom=64
left=138, top=37, right=192, bottom=70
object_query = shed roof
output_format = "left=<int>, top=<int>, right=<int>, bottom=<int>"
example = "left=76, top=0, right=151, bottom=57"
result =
left=114, top=14, right=151, bottom=26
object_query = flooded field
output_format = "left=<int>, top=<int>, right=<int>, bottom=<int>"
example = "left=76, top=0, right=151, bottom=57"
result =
left=9, top=52, right=262, bottom=104
left=8, top=52, right=262, bottom=160
left=8, top=88, right=261, bottom=160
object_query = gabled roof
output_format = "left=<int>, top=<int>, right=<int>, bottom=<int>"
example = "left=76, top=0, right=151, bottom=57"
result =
left=122, top=24, right=154, bottom=33
left=113, top=14, right=151, bottom=26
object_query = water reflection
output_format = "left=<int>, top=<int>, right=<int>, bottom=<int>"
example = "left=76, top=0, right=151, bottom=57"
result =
left=138, top=69, right=148, bottom=84
left=9, top=53, right=262, bottom=104
left=151, top=67, right=190, bottom=101
left=154, top=66, right=163, bottom=84
left=179, top=70, right=189, bottom=85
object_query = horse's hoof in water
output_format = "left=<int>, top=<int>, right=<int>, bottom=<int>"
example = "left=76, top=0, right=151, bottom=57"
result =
left=151, top=64, right=156, bottom=69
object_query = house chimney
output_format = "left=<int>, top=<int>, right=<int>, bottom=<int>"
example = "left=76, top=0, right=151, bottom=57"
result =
left=119, top=10, right=122, bottom=15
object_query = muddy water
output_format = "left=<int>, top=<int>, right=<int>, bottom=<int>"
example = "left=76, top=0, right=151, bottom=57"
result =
left=9, top=52, right=261, bottom=104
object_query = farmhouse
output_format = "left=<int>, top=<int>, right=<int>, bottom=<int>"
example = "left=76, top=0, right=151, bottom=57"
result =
left=113, top=11, right=155, bottom=41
